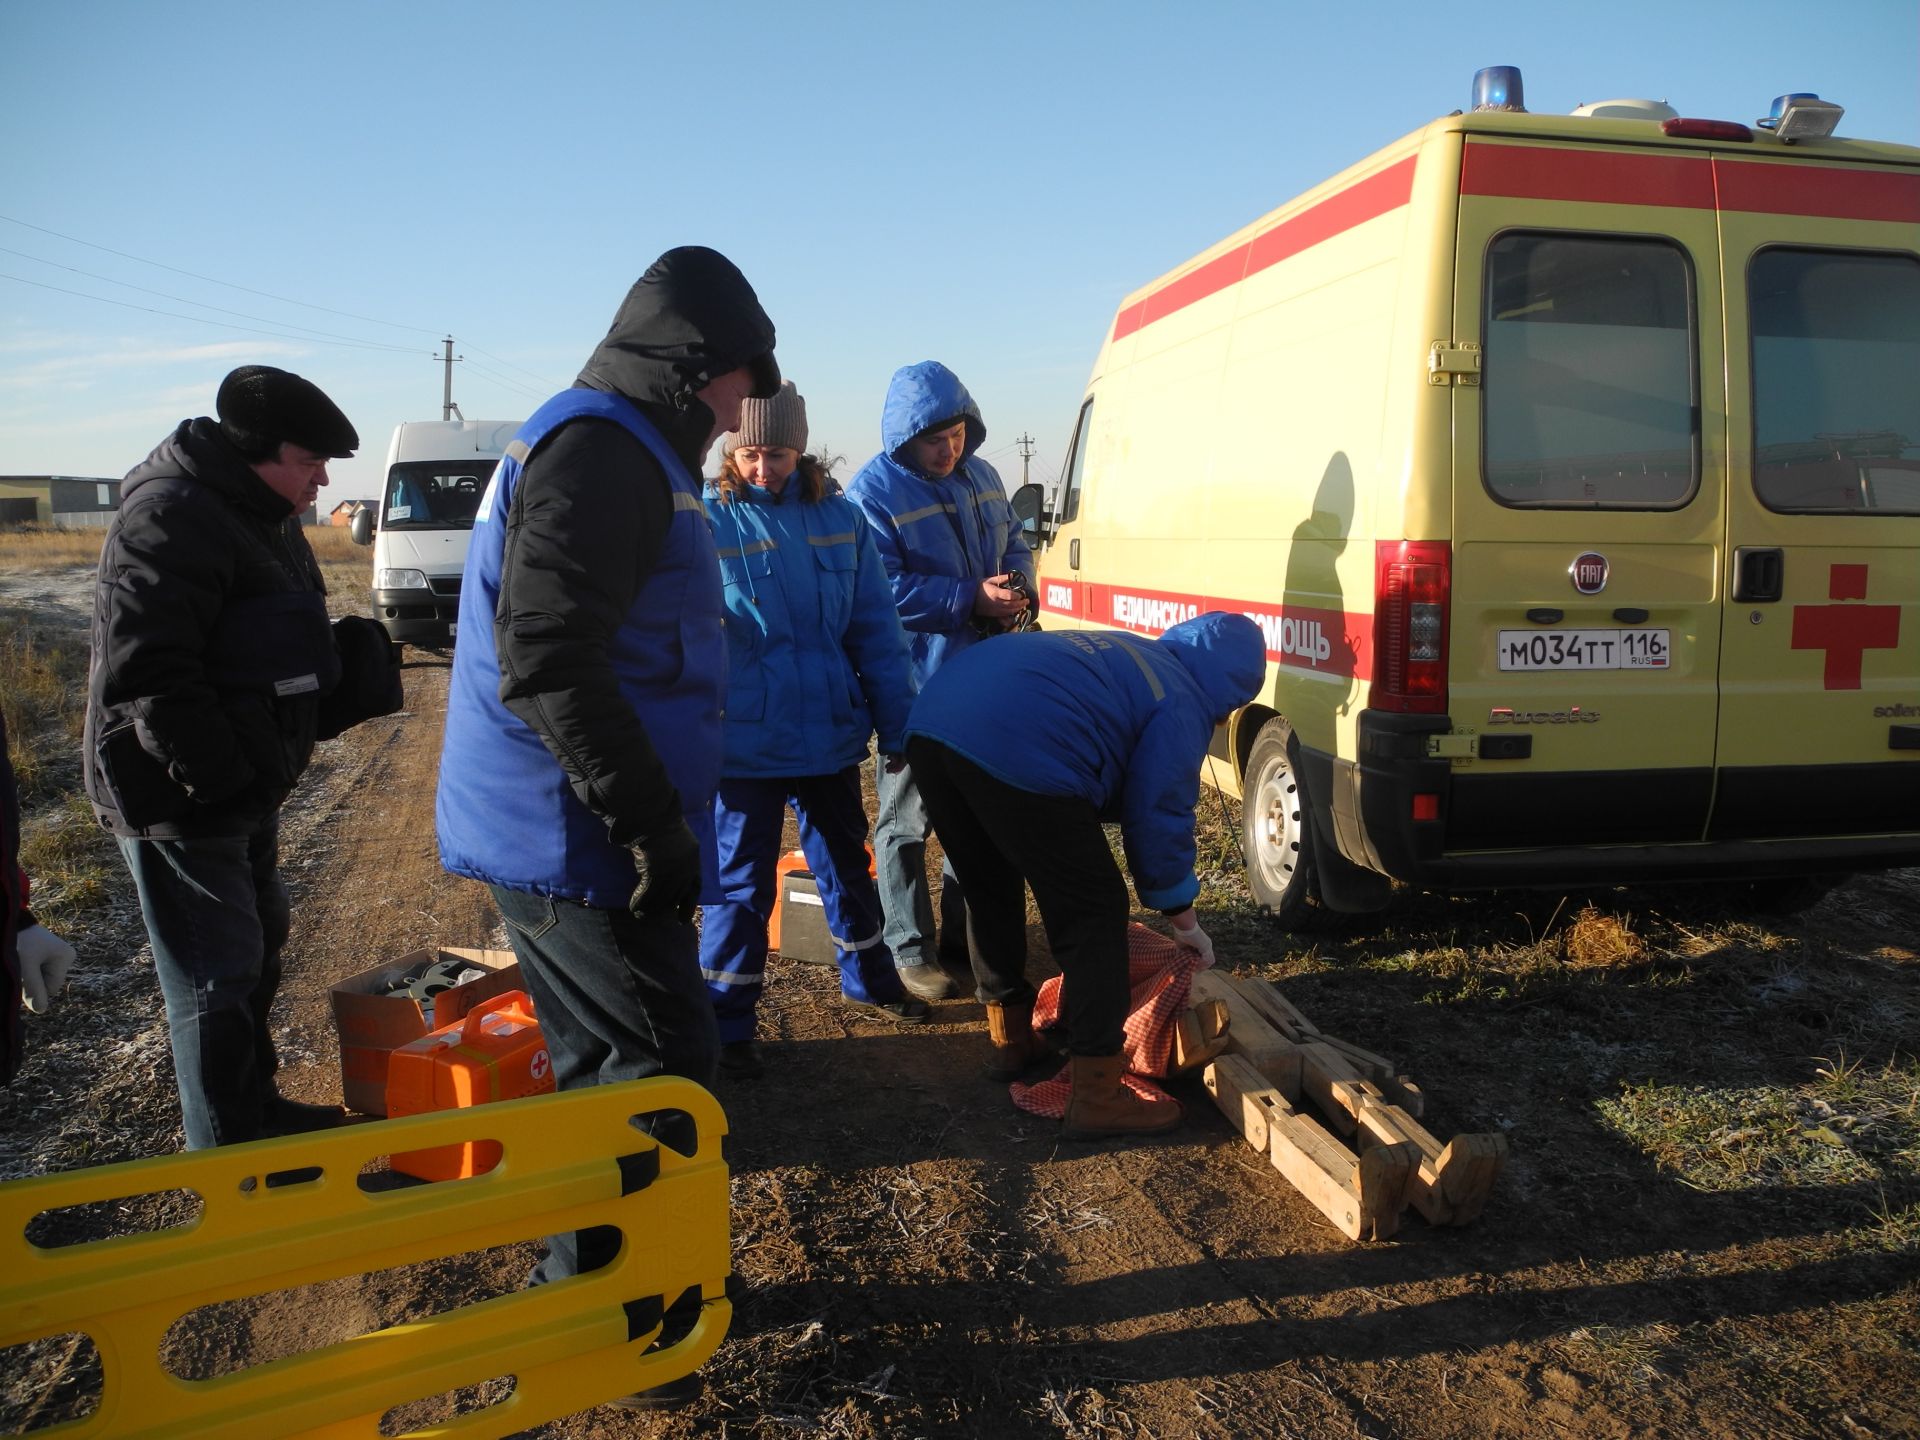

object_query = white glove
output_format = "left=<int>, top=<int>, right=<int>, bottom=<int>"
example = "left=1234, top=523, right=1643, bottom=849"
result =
left=17, top=923, right=76, bottom=1013
left=1169, top=909, right=1214, bottom=968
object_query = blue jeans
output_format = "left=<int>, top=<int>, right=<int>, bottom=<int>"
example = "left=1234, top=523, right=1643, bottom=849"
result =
left=873, top=757, right=965, bottom=970
left=700, top=768, right=907, bottom=1043
left=489, top=885, right=718, bottom=1283
left=119, top=816, right=289, bottom=1150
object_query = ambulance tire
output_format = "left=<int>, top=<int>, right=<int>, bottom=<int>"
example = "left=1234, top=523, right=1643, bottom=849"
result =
left=1241, top=718, right=1322, bottom=930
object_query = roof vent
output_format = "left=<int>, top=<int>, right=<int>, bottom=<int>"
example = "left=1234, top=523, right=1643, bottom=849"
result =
left=1572, top=98, right=1680, bottom=121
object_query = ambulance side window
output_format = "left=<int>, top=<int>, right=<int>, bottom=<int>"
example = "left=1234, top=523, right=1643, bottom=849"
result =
left=1750, top=247, right=1920, bottom=515
left=1482, top=233, right=1697, bottom=509
left=1057, top=398, right=1094, bottom=525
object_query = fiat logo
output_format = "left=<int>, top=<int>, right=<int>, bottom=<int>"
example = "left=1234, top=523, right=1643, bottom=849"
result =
left=1569, top=552, right=1609, bottom=595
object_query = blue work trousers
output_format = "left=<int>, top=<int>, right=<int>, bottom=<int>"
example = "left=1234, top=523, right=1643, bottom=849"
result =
left=700, top=767, right=905, bottom=1044
left=489, top=885, right=718, bottom=1283
left=118, top=814, right=289, bottom=1150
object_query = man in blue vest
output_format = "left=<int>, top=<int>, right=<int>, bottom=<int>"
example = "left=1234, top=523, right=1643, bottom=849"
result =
left=436, top=248, right=776, bottom=1407
left=844, top=362, right=1034, bottom=1002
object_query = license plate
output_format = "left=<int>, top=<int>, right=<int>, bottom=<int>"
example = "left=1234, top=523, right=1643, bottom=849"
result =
left=1497, top=628, right=1669, bottom=670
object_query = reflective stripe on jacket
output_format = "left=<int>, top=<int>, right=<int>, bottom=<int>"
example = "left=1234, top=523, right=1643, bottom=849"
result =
left=706, top=480, right=912, bottom=776
left=844, top=362, right=1033, bottom=690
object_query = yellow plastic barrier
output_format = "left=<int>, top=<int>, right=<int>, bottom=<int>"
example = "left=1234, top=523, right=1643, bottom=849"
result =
left=0, top=1077, right=731, bottom=1438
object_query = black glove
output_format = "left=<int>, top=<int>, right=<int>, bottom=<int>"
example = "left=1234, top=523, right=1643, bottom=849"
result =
left=629, top=819, right=702, bottom=924
left=316, top=615, right=404, bottom=740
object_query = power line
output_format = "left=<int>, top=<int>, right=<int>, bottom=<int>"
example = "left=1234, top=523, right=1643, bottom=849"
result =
left=2, top=213, right=563, bottom=400
left=0, top=212, right=442, bottom=335
left=0, top=243, right=424, bottom=353
left=0, top=272, right=434, bottom=353
left=458, top=354, right=551, bottom=403
left=460, top=339, right=564, bottom=391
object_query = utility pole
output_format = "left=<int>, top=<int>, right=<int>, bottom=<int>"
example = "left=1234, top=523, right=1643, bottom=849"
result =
left=1016, top=432, right=1036, bottom=488
left=439, top=337, right=464, bottom=420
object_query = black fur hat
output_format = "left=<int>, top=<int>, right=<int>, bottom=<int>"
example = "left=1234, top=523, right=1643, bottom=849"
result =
left=216, top=366, right=359, bottom=459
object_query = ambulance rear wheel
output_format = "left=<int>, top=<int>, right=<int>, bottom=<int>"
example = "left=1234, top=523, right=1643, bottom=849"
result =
left=1242, top=718, right=1317, bottom=928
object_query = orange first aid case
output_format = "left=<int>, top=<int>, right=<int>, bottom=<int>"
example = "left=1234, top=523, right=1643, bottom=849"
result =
left=386, top=990, right=557, bottom=1181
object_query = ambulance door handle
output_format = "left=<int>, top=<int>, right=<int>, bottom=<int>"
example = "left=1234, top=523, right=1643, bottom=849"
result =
left=1732, top=546, right=1784, bottom=603
left=1070, top=538, right=1081, bottom=569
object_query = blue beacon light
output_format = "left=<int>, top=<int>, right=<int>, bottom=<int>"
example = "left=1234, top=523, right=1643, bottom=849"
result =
left=1472, top=66, right=1527, bottom=113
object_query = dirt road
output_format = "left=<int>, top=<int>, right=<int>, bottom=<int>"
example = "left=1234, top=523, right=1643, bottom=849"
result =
left=5, top=582, right=1917, bottom=1437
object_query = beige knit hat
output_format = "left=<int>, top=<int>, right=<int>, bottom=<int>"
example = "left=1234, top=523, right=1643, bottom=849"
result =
left=723, top=381, right=808, bottom=454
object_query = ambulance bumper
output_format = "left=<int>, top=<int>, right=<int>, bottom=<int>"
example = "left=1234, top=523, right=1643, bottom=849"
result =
left=1317, top=711, right=1920, bottom=889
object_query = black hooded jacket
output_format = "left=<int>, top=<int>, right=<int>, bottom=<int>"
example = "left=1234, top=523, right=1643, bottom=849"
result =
left=492, top=247, right=776, bottom=848
left=83, top=419, right=338, bottom=837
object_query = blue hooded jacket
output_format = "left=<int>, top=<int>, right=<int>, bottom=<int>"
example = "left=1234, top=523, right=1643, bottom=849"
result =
left=903, top=612, right=1268, bottom=911
left=843, top=362, right=1034, bottom=689
left=705, top=475, right=913, bottom=776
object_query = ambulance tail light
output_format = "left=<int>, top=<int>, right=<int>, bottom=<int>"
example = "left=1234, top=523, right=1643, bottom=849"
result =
left=1662, top=118, right=1754, bottom=142
left=1372, top=541, right=1451, bottom=715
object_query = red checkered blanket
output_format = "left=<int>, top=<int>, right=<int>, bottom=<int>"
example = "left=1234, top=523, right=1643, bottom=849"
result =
left=1009, top=922, right=1205, bottom=1119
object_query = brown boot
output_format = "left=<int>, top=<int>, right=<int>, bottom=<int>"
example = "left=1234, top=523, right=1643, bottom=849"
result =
left=1060, top=1055, right=1185, bottom=1140
left=984, top=1000, right=1052, bottom=1081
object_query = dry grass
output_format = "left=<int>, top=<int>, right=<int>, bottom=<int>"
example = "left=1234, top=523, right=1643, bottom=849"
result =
left=0, top=611, right=88, bottom=802
left=0, top=524, right=105, bottom=570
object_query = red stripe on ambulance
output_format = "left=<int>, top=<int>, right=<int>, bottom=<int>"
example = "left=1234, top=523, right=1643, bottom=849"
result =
left=1071, top=581, right=1372, bottom=679
left=1461, top=143, right=1714, bottom=208
left=1715, top=159, right=1920, bottom=223
left=1112, top=156, right=1418, bottom=341
left=1461, top=142, right=1920, bottom=222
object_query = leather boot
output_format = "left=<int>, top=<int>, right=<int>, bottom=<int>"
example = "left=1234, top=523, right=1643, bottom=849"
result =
left=984, top=1000, right=1052, bottom=1082
left=1060, top=1054, right=1184, bottom=1140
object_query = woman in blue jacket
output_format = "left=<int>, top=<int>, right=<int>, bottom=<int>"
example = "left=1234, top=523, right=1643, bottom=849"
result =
left=702, top=384, right=928, bottom=1077
left=904, top=612, right=1268, bottom=1140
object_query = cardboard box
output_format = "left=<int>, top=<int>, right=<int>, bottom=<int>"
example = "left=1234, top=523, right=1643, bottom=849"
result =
left=330, top=946, right=523, bottom=1116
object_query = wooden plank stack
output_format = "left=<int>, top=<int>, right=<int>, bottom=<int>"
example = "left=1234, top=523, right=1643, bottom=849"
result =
left=1187, top=970, right=1507, bottom=1242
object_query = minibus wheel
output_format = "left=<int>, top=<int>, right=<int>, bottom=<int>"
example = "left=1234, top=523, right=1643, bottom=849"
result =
left=1242, top=717, right=1317, bottom=927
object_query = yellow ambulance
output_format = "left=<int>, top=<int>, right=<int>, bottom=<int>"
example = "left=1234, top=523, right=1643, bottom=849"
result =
left=1034, top=68, right=1920, bottom=926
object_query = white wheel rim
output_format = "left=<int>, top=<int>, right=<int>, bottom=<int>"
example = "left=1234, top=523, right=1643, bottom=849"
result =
left=1251, top=750, right=1304, bottom=897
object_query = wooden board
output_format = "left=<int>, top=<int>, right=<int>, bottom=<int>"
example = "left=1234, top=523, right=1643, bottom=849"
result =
left=1193, top=971, right=1504, bottom=1240
left=1189, top=970, right=1302, bottom=1097
left=1203, top=1055, right=1416, bottom=1241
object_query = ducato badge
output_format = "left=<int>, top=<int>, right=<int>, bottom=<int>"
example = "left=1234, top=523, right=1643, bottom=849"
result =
left=1569, top=552, right=1609, bottom=595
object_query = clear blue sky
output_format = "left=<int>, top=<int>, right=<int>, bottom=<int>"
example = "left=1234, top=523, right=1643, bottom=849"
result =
left=3, top=0, right=1915, bottom=503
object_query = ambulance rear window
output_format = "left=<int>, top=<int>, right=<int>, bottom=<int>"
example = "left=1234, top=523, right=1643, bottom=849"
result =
left=1750, top=248, right=1920, bottom=515
left=1482, top=233, right=1697, bottom=509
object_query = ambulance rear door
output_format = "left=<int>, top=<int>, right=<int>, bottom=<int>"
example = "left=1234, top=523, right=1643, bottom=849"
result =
left=1445, top=135, right=1728, bottom=852
left=1708, top=155, right=1920, bottom=843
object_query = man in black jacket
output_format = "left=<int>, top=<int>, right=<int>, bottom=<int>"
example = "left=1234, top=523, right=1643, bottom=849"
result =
left=436, top=250, right=775, bottom=1408
left=85, top=366, right=397, bottom=1149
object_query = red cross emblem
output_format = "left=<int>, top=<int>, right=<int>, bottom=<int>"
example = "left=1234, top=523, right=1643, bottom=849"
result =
left=1790, top=563, right=1901, bottom=690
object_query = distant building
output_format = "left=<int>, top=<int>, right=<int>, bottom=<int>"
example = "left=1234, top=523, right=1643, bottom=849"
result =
left=0, top=475, right=121, bottom=528
left=327, top=499, right=368, bottom=527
